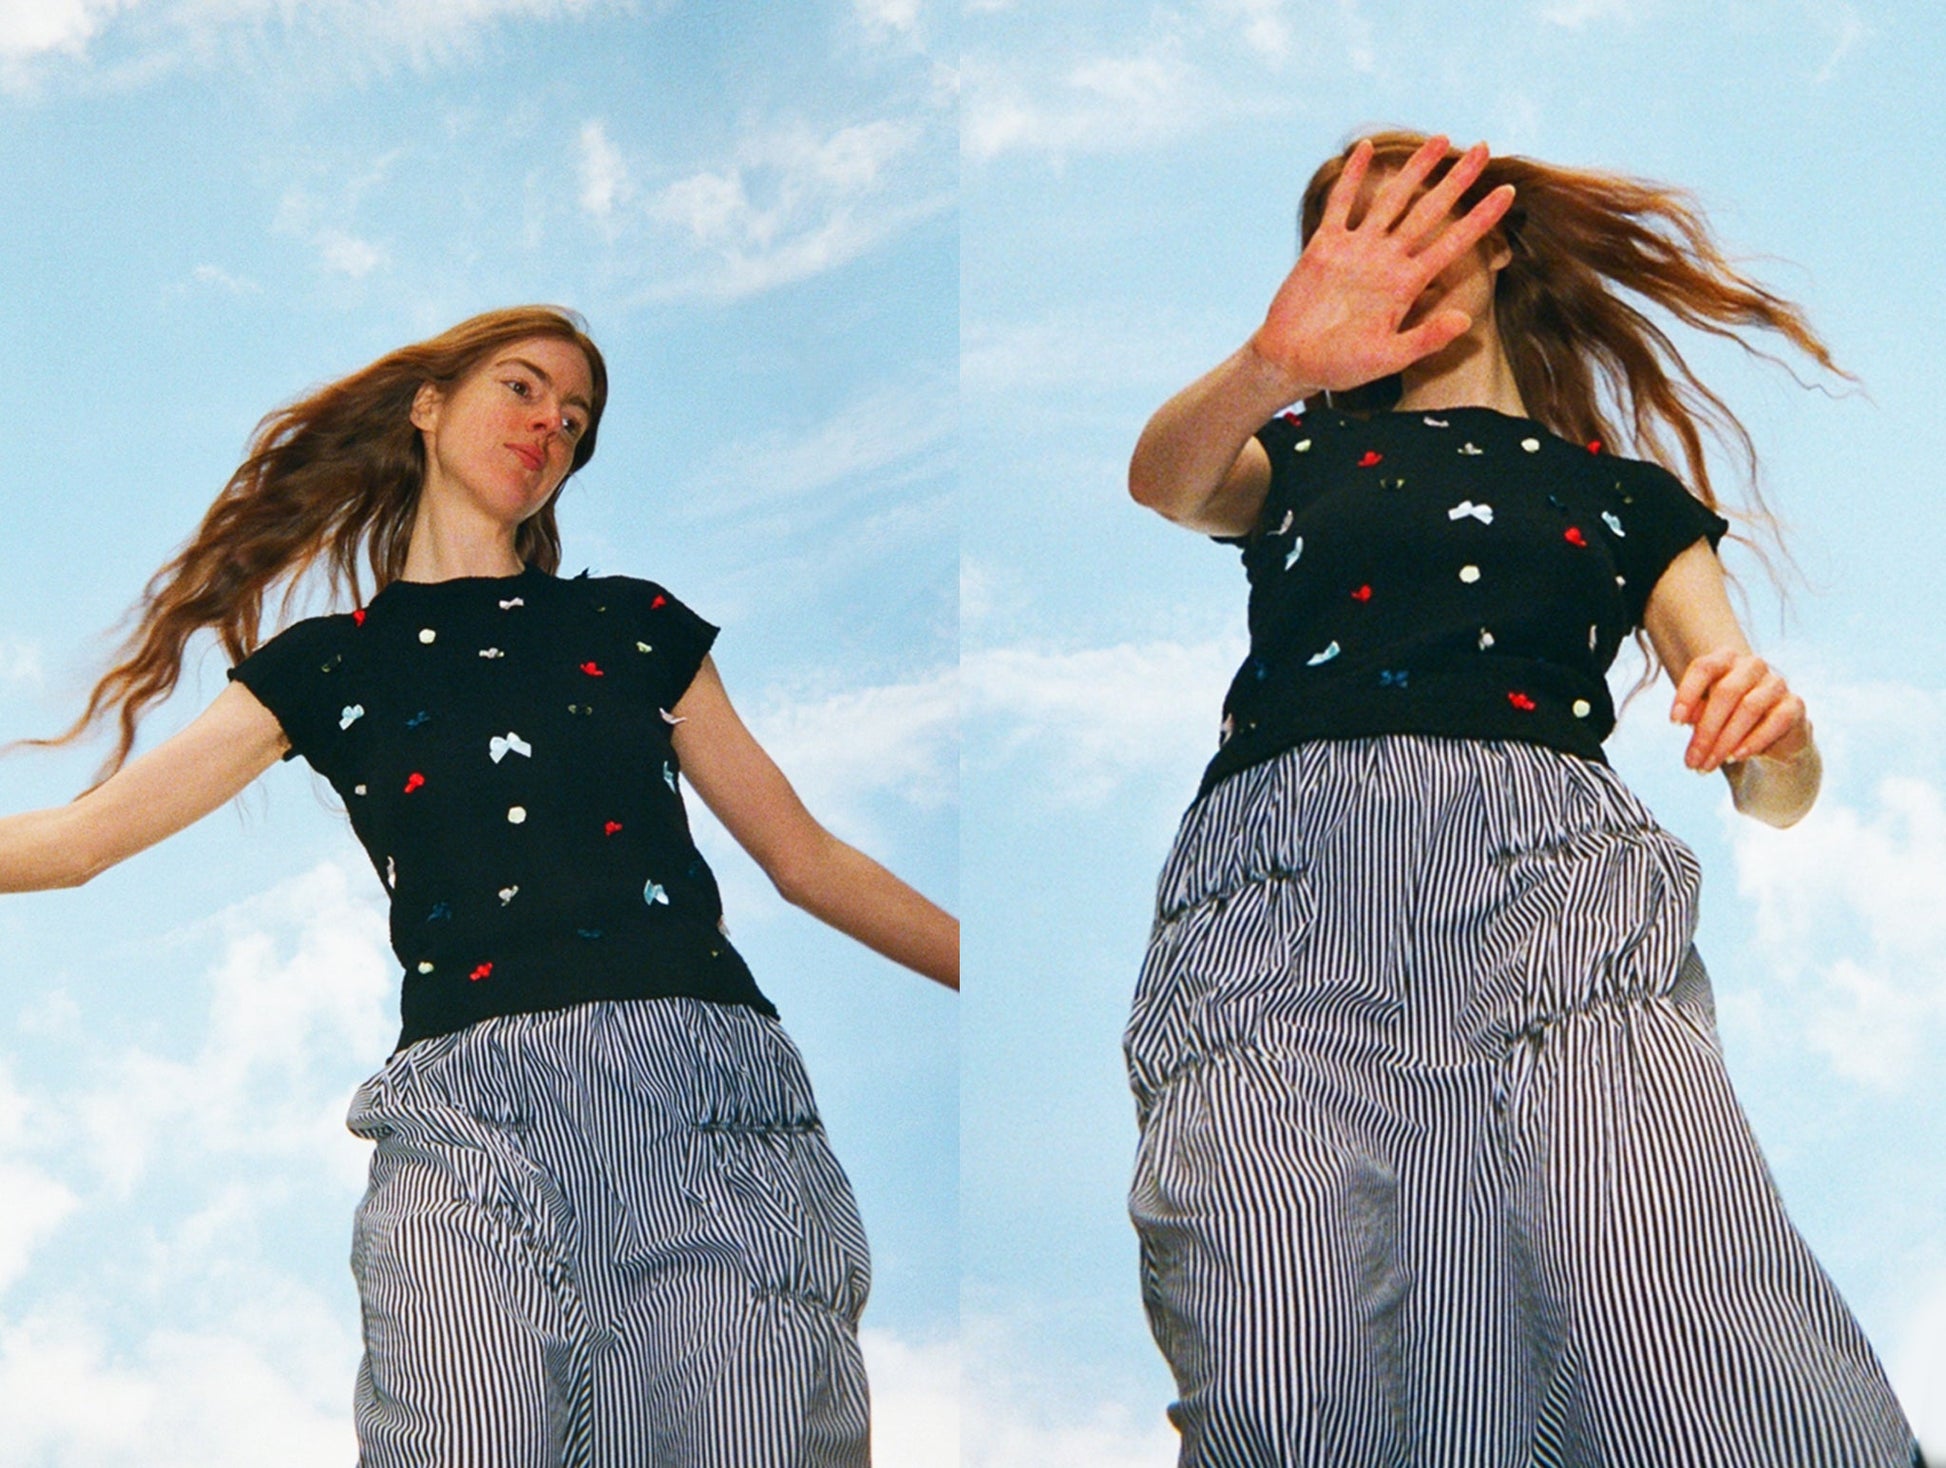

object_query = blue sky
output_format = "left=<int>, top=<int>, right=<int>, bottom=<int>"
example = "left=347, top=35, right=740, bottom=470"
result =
left=964, top=0, right=1946, bottom=1462
left=4, top=1, right=1945, bottom=1465
left=0, top=1, right=956, bottom=1462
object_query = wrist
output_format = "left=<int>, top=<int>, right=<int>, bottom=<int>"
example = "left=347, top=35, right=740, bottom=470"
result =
left=1239, top=332, right=1321, bottom=408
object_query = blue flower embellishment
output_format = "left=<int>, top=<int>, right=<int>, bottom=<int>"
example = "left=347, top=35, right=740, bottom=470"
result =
left=1378, top=669, right=1409, bottom=689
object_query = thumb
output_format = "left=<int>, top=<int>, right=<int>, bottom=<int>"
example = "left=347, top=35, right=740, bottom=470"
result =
left=1396, top=308, right=1473, bottom=364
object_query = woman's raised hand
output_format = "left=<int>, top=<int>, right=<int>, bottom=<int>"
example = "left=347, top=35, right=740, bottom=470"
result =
left=1249, top=135, right=1516, bottom=395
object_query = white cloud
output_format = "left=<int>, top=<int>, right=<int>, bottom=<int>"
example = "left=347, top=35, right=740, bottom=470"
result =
left=862, top=1326, right=959, bottom=1465
left=1212, top=0, right=1291, bottom=63
left=853, top=0, right=921, bottom=40
left=188, top=263, right=261, bottom=295
left=0, top=0, right=124, bottom=62
left=748, top=667, right=958, bottom=830
left=0, top=634, right=45, bottom=689
left=964, top=1314, right=1176, bottom=1467
left=0, top=858, right=386, bottom=1463
left=0, top=1300, right=360, bottom=1466
left=964, top=636, right=1241, bottom=804
left=3, top=0, right=623, bottom=88
left=1811, top=0, right=1866, bottom=85
left=676, top=375, right=955, bottom=522
left=1537, top=0, right=1634, bottom=25
left=576, top=118, right=632, bottom=222
left=273, top=154, right=400, bottom=282
left=1727, top=770, right=1946, bottom=1092
left=642, top=115, right=951, bottom=301
left=965, top=41, right=1207, bottom=164
left=1889, top=1264, right=1946, bottom=1460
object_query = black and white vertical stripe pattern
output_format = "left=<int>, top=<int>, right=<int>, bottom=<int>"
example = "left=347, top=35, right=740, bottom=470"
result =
left=347, top=997, right=872, bottom=1467
left=1126, top=736, right=1921, bottom=1468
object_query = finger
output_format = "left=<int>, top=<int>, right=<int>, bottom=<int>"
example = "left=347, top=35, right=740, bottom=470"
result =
left=1700, top=680, right=1784, bottom=771
left=1687, top=660, right=1767, bottom=768
left=1409, top=183, right=1515, bottom=282
left=1729, top=696, right=1808, bottom=763
left=1391, top=307, right=1474, bottom=367
left=1362, top=133, right=1450, bottom=234
left=1670, top=648, right=1737, bottom=724
left=1395, top=141, right=1489, bottom=249
left=1319, top=139, right=1374, bottom=235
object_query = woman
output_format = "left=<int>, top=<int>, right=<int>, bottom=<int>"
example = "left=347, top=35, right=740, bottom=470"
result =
left=0, top=305, right=957, bottom=1466
left=1124, top=134, right=1921, bottom=1467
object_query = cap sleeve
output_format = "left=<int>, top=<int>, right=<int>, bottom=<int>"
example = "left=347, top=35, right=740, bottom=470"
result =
left=1611, top=458, right=1732, bottom=628
left=635, top=581, right=719, bottom=710
left=224, top=615, right=346, bottom=764
left=1213, top=407, right=1322, bottom=548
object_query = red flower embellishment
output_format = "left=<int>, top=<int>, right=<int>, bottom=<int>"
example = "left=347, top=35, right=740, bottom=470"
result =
left=403, top=771, right=426, bottom=793
left=1586, top=439, right=1602, bottom=454
left=650, top=594, right=668, bottom=610
left=1507, top=691, right=1537, bottom=712
left=604, top=821, right=623, bottom=836
left=1564, top=526, right=1588, bottom=547
left=1350, top=584, right=1373, bottom=602
left=352, top=608, right=367, bottom=626
left=1278, top=410, right=1304, bottom=425
left=1356, top=450, right=1384, bottom=468
left=469, top=962, right=493, bottom=983
left=579, top=661, right=605, bottom=677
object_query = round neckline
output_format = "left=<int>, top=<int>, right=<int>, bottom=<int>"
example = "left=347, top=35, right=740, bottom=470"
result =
left=372, top=562, right=547, bottom=601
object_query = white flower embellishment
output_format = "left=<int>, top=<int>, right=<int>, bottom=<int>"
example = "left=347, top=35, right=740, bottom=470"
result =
left=1284, top=536, right=1305, bottom=573
left=1521, top=438, right=1541, bottom=453
left=478, top=647, right=505, bottom=659
left=1458, top=442, right=1483, bottom=456
left=660, top=708, right=685, bottom=726
left=643, top=880, right=670, bottom=907
left=339, top=704, right=364, bottom=730
left=1601, top=511, right=1626, bottom=537
left=1306, top=640, right=1341, bottom=666
left=1447, top=500, right=1493, bottom=524
left=499, top=597, right=524, bottom=609
left=418, top=628, right=436, bottom=644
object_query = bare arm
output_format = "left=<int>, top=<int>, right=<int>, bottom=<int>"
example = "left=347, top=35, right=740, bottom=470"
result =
left=1129, top=135, right=1515, bottom=535
left=670, top=656, right=958, bottom=991
left=0, top=680, right=291, bottom=892
left=1642, top=539, right=1819, bottom=828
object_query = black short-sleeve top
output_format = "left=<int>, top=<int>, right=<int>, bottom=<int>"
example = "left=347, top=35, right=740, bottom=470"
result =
left=1199, top=405, right=1731, bottom=800
left=225, top=563, right=774, bottom=1052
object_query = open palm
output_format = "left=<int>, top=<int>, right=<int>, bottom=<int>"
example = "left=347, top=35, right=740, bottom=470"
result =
left=1251, top=135, right=1516, bottom=394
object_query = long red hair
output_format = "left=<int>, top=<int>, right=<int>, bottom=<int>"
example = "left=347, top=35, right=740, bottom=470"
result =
left=10, top=304, right=608, bottom=792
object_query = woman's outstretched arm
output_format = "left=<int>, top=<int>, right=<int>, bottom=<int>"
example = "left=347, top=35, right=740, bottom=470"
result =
left=1129, top=134, right=1514, bottom=535
left=1643, top=539, right=1820, bottom=828
left=0, top=681, right=290, bottom=892
left=670, top=657, right=958, bottom=991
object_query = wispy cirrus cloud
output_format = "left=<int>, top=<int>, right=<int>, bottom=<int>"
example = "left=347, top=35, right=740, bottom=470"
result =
left=2, top=0, right=628, bottom=90
left=627, top=114, right=954, bottom=301
left=964, top=635, right=1241, bottom=804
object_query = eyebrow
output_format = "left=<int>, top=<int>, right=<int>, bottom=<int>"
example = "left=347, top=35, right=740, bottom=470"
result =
left=501, top=356, right=593, bottom=415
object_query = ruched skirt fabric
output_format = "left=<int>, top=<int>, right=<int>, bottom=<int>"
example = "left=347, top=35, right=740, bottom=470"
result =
left=1126, top=737, right=1919, bottom=1468
left=347, top=997, right=871, bottom=1468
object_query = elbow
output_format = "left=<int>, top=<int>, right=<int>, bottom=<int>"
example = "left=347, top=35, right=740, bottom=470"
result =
left=764, top=828, right=841, bottom=913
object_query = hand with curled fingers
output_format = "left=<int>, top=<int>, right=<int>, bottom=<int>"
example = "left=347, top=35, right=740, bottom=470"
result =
left=1670, top=647, right=1812, bottom=775
left=1248, top=134, right=1517, bottom=395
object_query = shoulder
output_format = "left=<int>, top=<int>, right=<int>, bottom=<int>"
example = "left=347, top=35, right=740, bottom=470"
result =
left=568, top=570, right=695, bottom=609
left=239, top=609, right=361, bottom=660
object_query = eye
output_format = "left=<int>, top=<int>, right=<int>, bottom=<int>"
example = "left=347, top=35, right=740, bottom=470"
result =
left=561, top=417, right=585, bottom=440
left=503, top=377, right=532, bottom=398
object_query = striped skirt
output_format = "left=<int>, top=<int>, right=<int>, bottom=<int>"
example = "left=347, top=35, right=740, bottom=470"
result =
left=1125, top=737, right=1919, bottom=1468
left=346, top=997, right=871, bottom=1468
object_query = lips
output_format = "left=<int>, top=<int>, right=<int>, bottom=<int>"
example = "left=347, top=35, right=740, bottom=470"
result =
left=508, top=443, right=545, bottom=471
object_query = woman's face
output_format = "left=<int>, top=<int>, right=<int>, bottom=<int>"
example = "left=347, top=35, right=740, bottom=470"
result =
left=1350, top=160, right=1511, bottom=335
left=410, top=334, right=597, bottom=522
